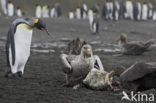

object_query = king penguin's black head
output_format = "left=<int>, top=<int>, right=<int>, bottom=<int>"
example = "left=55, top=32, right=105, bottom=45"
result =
left=34, top=19, right=46, bottom=30
left=34, top=18, right=51, bottom=36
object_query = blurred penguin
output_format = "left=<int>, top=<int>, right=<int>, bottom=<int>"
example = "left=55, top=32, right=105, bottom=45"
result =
left=80, top=1, right=88, bottom=19
left=35, top=4, right=42, bottom=18
left=7, top=0, right=14, bottom=16
left=102, top=0, right=109, bottom=20
left=22, top=11, right=25, bottom=17
left=153, top=11, right=156, bottom=21
left=91, top=10, right=99, bottom=34
left=15, top=7, right=22, bottom=17
left=54, top=3, right=61, bottom=18
left=133, top=0, right=141, bottom=21
left=69, top=10, right=74, bottom=19
left=88, top=8, right=93, bottom=31
left=50, top=7, right=55, bottom=18
left=142, top=2, right=148, bottom=20
left=92, top=3, right=100, bottom=14
left=113, top=0, right=120, bottom=21
left=75, top=6, right=81, bottom=19
left=1, top=0, right=7, bottom=15
left=107, top=0, right=113, bottom=20
left=147, top=2, right=153, bottom=20
left=123, top=0, right=133, bottom=20
left=42, top=5, right=50, bottom=18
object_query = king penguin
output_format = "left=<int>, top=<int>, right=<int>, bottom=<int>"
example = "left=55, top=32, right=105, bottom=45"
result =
left=0, top=0, right=7, bottom=15
left=5, top=18, right=51, bottom=78
left=88, top=8, right=93, bottom=31
left=124, top=0, right=133, bottom=20
left=113, top=0, right=120, bottom=21
left=7, top=1, right=14, bottom=17
left=92, top=11, right=99, bottom=34
left=142, top=2, right=148, bottom=20
left=35, top=4, right=42, bottom=18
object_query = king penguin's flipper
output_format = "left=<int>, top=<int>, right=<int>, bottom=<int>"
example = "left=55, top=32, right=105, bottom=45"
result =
left=6, top=26, right=16, bottom=66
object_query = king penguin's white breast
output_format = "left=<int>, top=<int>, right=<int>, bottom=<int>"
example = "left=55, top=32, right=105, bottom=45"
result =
left=14, top=24, right=33, bottom=56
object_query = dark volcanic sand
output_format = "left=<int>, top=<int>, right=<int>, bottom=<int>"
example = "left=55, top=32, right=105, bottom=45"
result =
left=0, top=17, right=156, bottom=103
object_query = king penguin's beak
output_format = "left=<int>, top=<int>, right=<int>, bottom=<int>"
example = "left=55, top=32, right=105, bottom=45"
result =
left=41, top=28, right=52, bottom=38
left=45, top=28, right=50, bottom=35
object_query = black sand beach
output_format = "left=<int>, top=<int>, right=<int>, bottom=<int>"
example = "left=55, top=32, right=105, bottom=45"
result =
left=0, top=17, right=156, bottom=103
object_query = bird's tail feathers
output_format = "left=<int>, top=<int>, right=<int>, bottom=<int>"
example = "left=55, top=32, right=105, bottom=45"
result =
left=144, top=39, right=155, bottom=49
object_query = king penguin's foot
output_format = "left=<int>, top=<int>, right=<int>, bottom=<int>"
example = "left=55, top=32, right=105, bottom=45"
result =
left=17, top=71, right=23, bottom=77
left=4, top=73, right=9, bottom=78
left=12, top=73, right=16, bottom=78
left=73, top=84, right=80, bottom=90
left=62, top=83, right=70, bottom=87
left=4, top=70, right=11, bottom=78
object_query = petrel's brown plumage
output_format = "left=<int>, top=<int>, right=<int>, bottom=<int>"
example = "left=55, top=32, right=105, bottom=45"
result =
left=67, top=37, right=87, bottom=55
left=117, top=33, right=154, bottom=55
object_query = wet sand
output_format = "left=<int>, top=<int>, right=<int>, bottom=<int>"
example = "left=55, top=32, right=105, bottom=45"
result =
left=0, top=17, right=156, bottom=103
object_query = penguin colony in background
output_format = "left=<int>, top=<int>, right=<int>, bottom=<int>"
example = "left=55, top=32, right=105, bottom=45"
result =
left=35, top=3, right=61, bottom=18
left=5, top=18, right=51, bottom=77
left=67, top=0, right=156, bottom=21
left=0, top=0, right=24, bottom=17
left=0, top=0, right=156, bottom=21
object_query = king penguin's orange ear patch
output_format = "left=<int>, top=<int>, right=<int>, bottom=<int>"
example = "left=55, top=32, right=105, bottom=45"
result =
left=34, top=19, right=39, bottom=24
